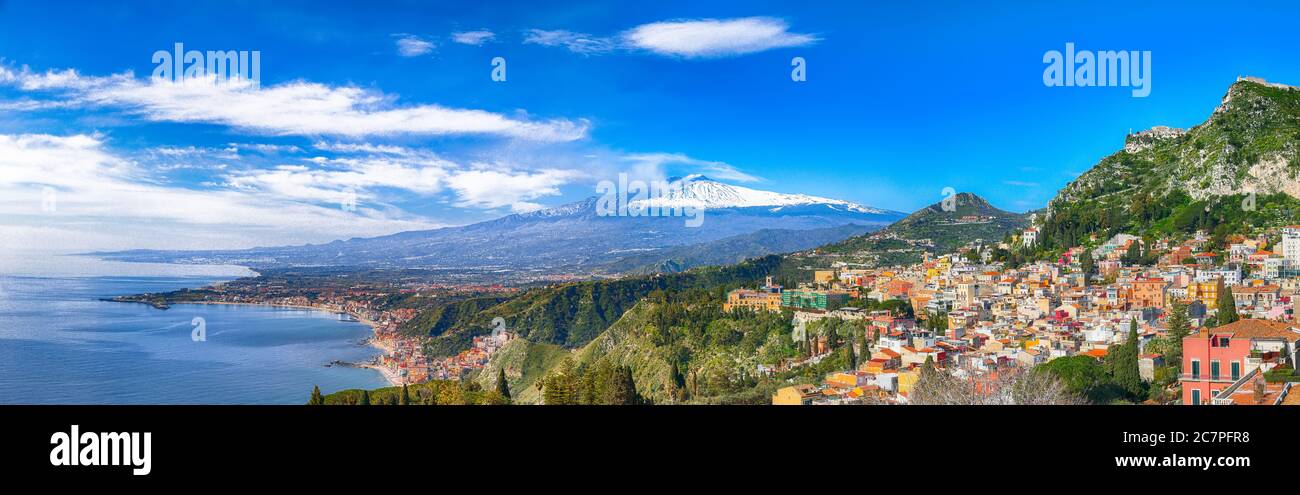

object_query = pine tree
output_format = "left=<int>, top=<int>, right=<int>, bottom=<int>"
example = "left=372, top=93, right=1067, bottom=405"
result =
left=359, top=389, right=370, bottom=406
left=1216, top=279, right=1238, bottom=326
left=543, top=358, right=578, bottom=405
left=496, top=368, right=511, bottom=403
left=308, top=385, right=324, bottom=405
left=399, top=383, right=410, bottom=405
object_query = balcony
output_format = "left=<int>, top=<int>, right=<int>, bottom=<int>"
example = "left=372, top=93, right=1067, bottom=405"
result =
left=1180, top=374, right=1236, bottom=383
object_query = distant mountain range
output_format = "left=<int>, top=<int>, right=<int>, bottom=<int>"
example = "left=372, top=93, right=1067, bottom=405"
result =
left=95, top=175, right=905, bottom=273
left=600, top=223, right=880, bottom=275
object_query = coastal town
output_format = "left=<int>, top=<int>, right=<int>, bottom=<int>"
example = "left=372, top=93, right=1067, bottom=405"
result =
left=112, top=272, right=523, bottom=387
left=759, top=226, right=1300, bottom=405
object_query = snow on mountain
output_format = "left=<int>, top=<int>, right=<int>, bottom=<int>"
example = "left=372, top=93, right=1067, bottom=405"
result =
left=95, top=174, right=905, bottom=272
left=628, top=174, right=891, bottom=214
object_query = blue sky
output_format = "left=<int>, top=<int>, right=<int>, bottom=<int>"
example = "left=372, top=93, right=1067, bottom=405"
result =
left=3, top=0, right=1300, bottom=251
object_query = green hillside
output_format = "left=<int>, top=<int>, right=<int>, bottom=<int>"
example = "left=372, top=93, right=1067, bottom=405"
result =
left=492, top=293, right=868, bottom=404
left=405, top=254, right=786, bottom=356
left=1036, top=78, right=1300, bottom=252
left=598, top=223, right=878, bottom=275
left=770, top=192, right=1028, bottom=280
left=470, top=338, right=571, bottom=405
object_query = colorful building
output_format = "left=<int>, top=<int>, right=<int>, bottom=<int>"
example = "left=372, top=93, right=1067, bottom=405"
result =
left=781, top=289, right=848, bottom=311
left=772, top=384, right=822, bottom=405
left=1181, top=319, right=1300, bottom=405
left=723, top=288, right=782, bottom=312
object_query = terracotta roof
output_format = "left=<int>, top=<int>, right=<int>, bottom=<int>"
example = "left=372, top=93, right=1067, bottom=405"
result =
left=1200, top=319, right=1300, bottom=342
left=1081, top=348, right=1109, bottom=359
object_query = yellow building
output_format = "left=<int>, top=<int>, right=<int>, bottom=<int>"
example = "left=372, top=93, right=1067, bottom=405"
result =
left=772, top=384, right=821, bottom=405
left=723, top=289, right=782, bottom=312
left=826, top=372, right=865, bottom=389
left=814, top=270, right=836, bottom=284
left=898, top=370, right=920, bottom=395
left=1186, top=280, right=1220, bottom=307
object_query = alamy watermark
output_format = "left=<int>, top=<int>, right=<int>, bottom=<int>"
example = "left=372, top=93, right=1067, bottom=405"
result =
left=941, top=186, right=958, bottom=212
left=191, top=316, right=207, bottom=342
left=152, top=42, right=261, bottom=87
left=1043, top=42, right=1150, bottom=97
left=595, top=174, right=704, bottom=227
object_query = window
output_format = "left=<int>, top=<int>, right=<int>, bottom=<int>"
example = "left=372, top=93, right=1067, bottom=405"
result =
left=1191, top=360, right=1200, bottom=379
left=1219, top=337, right=1230, bottom=347
left=1191, top=389, right=1201, bottom=405
left=1231, top=361, right=1241, bottom=381
left=1211, top=360, right=1220, bottom=380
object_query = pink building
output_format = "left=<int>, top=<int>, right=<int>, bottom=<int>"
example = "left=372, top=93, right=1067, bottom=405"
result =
left=1181, top=319, right=1300, bottom=405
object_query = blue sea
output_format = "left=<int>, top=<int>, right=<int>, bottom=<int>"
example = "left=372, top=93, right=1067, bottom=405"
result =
left=0, top=253, right=390, bottom=404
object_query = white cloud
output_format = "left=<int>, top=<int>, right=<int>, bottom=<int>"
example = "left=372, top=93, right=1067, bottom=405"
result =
left=523, top=29, right=617, bottom=55
left=623, top=152, right=762, bottom=182
left=229, top=142, right=303, bottom=154
left=1003, top=180, right=1040, bottom=188
left=222, top=146, right=585, bottom=215
left=0, top=133, right=444, bottom=251
left=0, top=64, right=589, bottom=141
left=445, top=167, right=580, bottom=213
left=623, top=17, right=817, bottom=58
left=394, top=35, right=435, bottom=56
left=225, top=156, right=450, bottom=204
left=451, top=30, right=496, bottom=45
left=313, top=141, right=413, bottom=156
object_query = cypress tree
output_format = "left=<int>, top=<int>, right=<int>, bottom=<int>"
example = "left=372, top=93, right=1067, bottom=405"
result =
left=496, top=368, right=512, bottom=403
left=399, top=383, right=410, bottom=405
left=608, top=366, right=641, bottom=405
left=1113, top=319, right=1144, bottom=398
left=359, top=389, right=370, bottom=406
left=1080, top=253, right=1095, bottom=285
left=847, top=334, right=858, bottom=369
left=668, top=363, right=687, bottom=402
left=1166, top=299, right=1191, bottom=361
left=1216, top=280, right=1238, bottom=326
left=308, top=385, right=324, bottom=405
left=1124, top=240, right=1142, bottom=266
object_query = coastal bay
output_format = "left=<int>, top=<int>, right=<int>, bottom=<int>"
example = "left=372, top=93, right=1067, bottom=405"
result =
left=0, top=271, right=392, bottom=404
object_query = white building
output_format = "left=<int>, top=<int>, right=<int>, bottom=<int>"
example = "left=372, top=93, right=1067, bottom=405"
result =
left=1022, top=228, right=1038, bottom=247
left=1195, top=266, right=1242, bottom=286
left=1284, top=226, right=1300, bottom=270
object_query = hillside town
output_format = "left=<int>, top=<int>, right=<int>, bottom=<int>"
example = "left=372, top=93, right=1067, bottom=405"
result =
left=763, top=226, right=1300, bottom=405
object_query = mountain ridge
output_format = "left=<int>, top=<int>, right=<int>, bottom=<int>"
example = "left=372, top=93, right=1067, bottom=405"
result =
left=93, top=175, right=905, bottom=274
left=815, top=191, right=1030, bottom=264
left=1036, top=77, right=1300, bottom=251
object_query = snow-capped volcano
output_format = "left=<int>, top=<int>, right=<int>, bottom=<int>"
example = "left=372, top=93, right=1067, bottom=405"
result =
left=628, top=174, right=890, bottom=213
left=98, top=174, right=905, bottom=272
